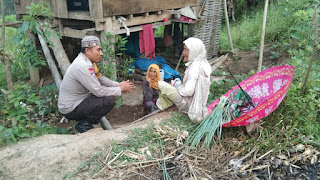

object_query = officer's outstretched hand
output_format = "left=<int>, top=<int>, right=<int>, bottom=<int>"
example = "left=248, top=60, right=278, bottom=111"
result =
left=118, top=80, right=134, bottom=93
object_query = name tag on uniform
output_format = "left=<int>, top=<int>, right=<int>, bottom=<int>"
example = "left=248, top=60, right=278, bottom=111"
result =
left=88, top=67, right=96, bottom=78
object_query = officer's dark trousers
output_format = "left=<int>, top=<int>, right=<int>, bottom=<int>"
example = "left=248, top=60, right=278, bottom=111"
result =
left=63, top=95, right=115, bottom=124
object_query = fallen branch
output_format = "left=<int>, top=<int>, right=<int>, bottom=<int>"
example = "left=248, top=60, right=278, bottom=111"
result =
left=107, top=150, right=124, bottom=167
left=131, top=109, right=161, bottom=123
left=239, top=147, right=258, bottom=162
left=111, top=156, right=174, bottom=169
left=209, top=54, right=226, bottom=65
left=240, top=149, right=273, bottom=172
left=257, top=149, right=273, bottom=161
left=186, top=158, right=197, bottom=179
left=183, top=152, right=206, bottom=160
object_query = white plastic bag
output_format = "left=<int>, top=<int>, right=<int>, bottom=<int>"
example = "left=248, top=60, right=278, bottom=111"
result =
left=171, top=78, right=182, bottom=88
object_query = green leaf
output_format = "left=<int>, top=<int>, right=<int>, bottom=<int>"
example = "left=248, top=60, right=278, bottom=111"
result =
left=290, top=33, right=304, bottom=40
left=306, top=45, right=313, bottom=53
left=17, top=131, right=31, bottom=138
left=14, top=101, right=19, bottom=107
left=16, top=115, right=21, bottom=121
left=313, top=86, right=320, bottom=91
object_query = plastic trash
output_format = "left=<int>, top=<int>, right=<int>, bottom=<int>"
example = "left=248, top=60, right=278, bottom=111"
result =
left=159, top=69, right=164, bottom=81
left=171, top=78, right=182, bottom=88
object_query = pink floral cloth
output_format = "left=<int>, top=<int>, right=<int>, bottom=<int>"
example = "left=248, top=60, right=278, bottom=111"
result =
left=207, top=65, right=294, bottom=127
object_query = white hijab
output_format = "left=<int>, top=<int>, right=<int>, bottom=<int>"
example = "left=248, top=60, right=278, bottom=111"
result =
left=183, top=37, right=211, bottom=76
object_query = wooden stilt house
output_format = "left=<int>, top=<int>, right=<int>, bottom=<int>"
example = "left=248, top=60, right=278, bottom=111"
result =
left=14, top=0, right=223, bottom=83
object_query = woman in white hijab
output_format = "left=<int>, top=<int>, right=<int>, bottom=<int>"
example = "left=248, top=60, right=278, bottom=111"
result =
left=156, top=37, right=212, bottom=122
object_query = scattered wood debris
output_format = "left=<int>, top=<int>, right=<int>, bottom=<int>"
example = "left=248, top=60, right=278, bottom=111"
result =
left=89, top=125, right=320, bottom=179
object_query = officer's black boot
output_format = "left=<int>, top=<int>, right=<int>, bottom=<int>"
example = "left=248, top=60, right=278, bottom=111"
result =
left=75, top=120, right=93, bottom=133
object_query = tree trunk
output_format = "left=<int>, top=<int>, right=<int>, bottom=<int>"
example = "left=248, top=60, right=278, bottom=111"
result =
left=300, top=5, right=318, bottom=95
left=40, top=20, right=70, bottom=76
left=1, top=0, right=13, bottom=91
left=37, top=31, right=62, bottom=89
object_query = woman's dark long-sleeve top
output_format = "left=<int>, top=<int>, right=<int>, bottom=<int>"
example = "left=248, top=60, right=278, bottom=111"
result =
left=142, top=78, right=159, bottom=103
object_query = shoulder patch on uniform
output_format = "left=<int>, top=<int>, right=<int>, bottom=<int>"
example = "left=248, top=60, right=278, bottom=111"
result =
left=88, top=67, right=96, bottom=78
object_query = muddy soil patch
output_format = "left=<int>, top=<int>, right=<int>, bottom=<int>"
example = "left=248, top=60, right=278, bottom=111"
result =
left=225, top=47, right=289, bottom=75
left=106, top=104, right=145, bottom=128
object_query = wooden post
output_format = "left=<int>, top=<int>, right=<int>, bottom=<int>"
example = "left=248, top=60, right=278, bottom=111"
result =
left=89, top=0, right=104, bottom=22
left=257, top=0, right=269, bottom=73
left=1, top=0, right=13, bottom=91
left=223, top=0, right=234, bottom=52
left=301, top=5, right=318, bottom=95
left=37, top=31, right=62, bottom=89
left=187, top=24, right=195, bottom=37
left=28, top=33, right=40, bottom=86
left=103, top=17, right=117, bottom=80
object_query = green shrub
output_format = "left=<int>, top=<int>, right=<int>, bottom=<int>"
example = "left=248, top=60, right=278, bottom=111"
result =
left=0, top=84, right=67, bottom=146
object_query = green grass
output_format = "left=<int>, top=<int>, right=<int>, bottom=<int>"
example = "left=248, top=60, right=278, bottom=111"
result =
left=66, top=63, right=319, bottom=178
left=219, top=3, right=293, bottom=51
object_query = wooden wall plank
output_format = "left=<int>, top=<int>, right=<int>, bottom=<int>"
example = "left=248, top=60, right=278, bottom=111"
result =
left=68, top=11, right=91, bottom=21
left=51, top=0, right=68, bottom=18
left=89, top=0, right=104, bottom=22
left=102, top=0, right=197, bottom=17
left=14, top=0, right=59, bottom=16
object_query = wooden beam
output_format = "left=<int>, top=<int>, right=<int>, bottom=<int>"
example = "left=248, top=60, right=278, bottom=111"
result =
left=59, top=19, right=93, bottom=27
left=104, top=17, right=113, bottom=32
left=63, top=28, right=96, bottom=39
left=95, top=21, right=105, bottom=31
left=68, top=11, right=91, bottom=21
left=102, top=0, right=197, bottom=16
left=112, top=13, right=172, bottom=28
left=111, top=21, right=171, bottom=35
left=163, top=10, right=181, bottom=14
left=1, top=22, right=22, bottom=28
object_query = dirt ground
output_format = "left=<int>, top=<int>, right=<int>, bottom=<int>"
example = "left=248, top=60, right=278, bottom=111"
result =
left=0, top=48, right=291, bottom=179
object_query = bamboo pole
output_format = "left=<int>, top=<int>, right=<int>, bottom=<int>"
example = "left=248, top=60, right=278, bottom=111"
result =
left=257, top=0, right=269, bottom=72
left=223, top=0, right=234, bottom=52
left=37, top=30, right=62, bottom=89
left=301, top=5, right=318, bottom=95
